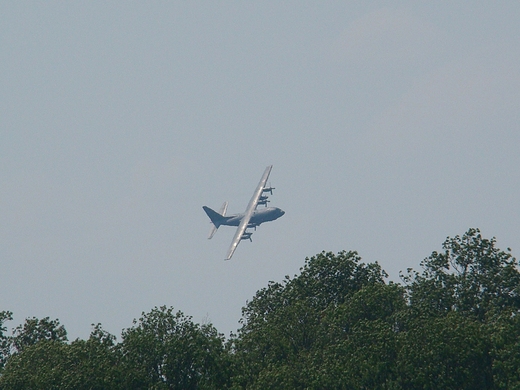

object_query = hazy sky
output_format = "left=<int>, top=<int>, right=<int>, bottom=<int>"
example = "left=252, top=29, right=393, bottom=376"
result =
left=2, top=2, right=519, bottom=339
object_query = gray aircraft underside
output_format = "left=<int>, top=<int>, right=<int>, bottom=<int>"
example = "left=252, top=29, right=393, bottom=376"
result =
left=203, top=165, right=285, bottom=260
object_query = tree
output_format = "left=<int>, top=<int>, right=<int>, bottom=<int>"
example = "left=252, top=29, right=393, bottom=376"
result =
left=400, top=228, right=520, bottom=389
left=1, top=229, right=519, bottom=389
left=0, top=315, right=70, bottom=389
left=0, top=310, right=13, bottom=371
left=0, top=339, right=68, bottom=389
left=10, top=316, right=68, bottom=354
left=59, top=324, right=122, bottom=389
left=315, top=283, right=406, bottom=389
left=402, top=228, right=520, bottom=321
left=489, top=313, right=520, bottom=390
left=231, top=251, right=391, bottom=389
left=0, top=323, right=121, bottom=390
left=119, top=306, right=231, bottom=389
left=396, top=312, right=493, bottom=390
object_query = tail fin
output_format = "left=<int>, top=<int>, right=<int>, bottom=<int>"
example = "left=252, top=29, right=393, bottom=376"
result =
left=204, top=202, right=228, bottom=239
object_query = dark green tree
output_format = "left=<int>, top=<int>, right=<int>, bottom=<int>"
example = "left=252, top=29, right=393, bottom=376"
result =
left=0, top=315, right=70, bottom=388
left=0, top=323, right=121, bottom=390
left=0, top=310, right=13, bottom=371
left=315, top=283, right=406, bottom=389
left=399, top=228, right=520, bottom=389
left=489, top=313, right=520, bottom=389
left=1, top=229, right=518, bottom=389
left=402, top=228, right=520, bottom=321
left=119, top=306, right=231, bottom=389
left=0, top=339, right=67, bottom=389
left=10, top=316, right=67, bottom=354
left=396, top=312, right=493, bottom=390
left=59, top=324, right=122, bottom=389
left=231, top=251, right=392, bottom=389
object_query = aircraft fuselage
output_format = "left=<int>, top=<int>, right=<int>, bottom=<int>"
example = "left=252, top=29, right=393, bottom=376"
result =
left=223, top=207, right=285, bottom=227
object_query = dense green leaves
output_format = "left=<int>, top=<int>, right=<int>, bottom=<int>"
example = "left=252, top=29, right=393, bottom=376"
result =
left=231, top=251, right=392, bottom=388
left=10, top=316, right=68, bottom=354
left=0, top=324, right=120, bottom=390
left=1, top=229, right=520, bottom=389
left=398, top=228, right=520, bottom=389
left=397, top=312, right=493, bottom=389
left=489, top=314, right=520, bottom=389
left=0, top=311, right=13, bottom=371
left=0, top=310, right=229, bottom=390
left=1, top=340, right=69, bottom=389
left=316, top=283, right=406, bottom=389
left=402, top=228, right=520, bottom=321
left=119, top=306, right=231, bottom=389
left=230, top=232, right=520, bottom=389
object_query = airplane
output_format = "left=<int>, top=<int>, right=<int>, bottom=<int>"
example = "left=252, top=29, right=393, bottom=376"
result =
left=203, top=165, right=285, bottom=260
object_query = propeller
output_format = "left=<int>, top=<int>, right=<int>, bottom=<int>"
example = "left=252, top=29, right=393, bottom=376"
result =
left=263, top=183, right=275, bottom=195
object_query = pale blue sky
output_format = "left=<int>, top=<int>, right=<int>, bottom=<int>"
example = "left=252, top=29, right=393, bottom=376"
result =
left=2, top=1, right=519, bottom=339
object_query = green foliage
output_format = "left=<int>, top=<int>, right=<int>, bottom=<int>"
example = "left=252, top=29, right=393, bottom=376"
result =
left=399, top=228, right=520, bottom=390
left=489, top=314, right=520, bottom=389
left=0, top=324, right=121, bottom=390
left=402, top=228, right=520, bottom=321
left=397, top=312, right=493, bottom=390
left=10, top=316, right=68, bottom=354
left=0, top=314, right=69, bottom=386
left=0, top=340, right=68, bottom=389
left=0, top=309, right=229, bottom=390
left=60, top=324, right=122, bottom=389
left=2, top=229, right=520, bottom=389
left=0, top=311, right=13, bottom=371
left=119, top=306, right=230, bottom=389
left=231, top=251, right=391, bottom=388
left=316, top=283, right=406, bottom=389
left=231, top=231, right=520, bottom=389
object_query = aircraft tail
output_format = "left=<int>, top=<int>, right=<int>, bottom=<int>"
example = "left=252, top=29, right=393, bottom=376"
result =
left=204, top=202, right=228, bottom=239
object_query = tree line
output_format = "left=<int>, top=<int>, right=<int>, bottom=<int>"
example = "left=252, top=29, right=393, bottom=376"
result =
left=1, top=228, right=520, bottom=389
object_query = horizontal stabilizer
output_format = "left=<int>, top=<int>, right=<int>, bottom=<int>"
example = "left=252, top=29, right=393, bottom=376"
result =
left=208, top=225, right=218, bottom=240
left=204, top=202, right=228, bottom=239
left=219, top=201, right=228, bottom=217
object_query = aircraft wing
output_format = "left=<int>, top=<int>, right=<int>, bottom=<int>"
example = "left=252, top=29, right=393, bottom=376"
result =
left=225, top=165, right=273, bottom=260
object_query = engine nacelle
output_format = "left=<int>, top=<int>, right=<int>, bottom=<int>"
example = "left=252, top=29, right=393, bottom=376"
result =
left=257, top=195, right=269, bottom=207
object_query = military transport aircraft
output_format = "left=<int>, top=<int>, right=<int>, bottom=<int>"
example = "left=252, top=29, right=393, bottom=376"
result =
left=203, top=165, right=285, bottom=260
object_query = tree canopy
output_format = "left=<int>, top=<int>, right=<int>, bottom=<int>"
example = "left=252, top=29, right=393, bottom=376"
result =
left=1, top=228, right=519, bottom=389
